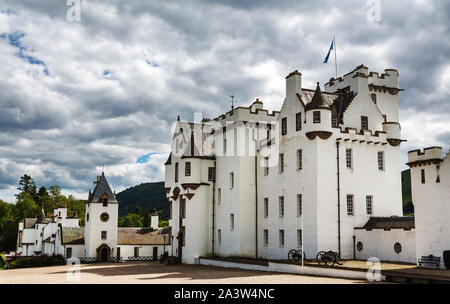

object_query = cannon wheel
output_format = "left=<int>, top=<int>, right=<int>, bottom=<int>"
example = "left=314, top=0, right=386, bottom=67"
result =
left=288, top=249, right=300, bottom=263
left=316, top=251, right=328, bottom=266
left=327, top=251, right=337, bottom=266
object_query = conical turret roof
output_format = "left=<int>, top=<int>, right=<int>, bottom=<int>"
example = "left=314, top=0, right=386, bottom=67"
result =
left=89, top=173, right=118, bottom=204
left=305, top=82, right=331, bottom=111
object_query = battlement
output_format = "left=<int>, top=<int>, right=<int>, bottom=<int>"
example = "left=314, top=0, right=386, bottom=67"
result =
left=407, top=146, right=444, bottom=166
left=214, top=99, right=279, bottom=123
left=325, top=65, right=400, bottom=94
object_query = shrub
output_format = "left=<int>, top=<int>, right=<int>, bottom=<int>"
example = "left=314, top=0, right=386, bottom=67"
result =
left=0, top=254, right=6, bottom=269
left=5, top=255, right=65, bottom=269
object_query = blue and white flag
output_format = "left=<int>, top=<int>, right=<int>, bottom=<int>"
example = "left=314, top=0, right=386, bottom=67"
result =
left=323, top=40, right=334, bottom=64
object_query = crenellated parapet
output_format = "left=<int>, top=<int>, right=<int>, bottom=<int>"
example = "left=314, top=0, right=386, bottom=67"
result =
left=407, top=146, right=444, bottom=167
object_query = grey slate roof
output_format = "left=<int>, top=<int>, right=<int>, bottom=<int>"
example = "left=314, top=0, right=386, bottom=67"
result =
left=356, top=216, right=415, bottom=230
left=305, top=83, right=334, bottom=111
left=89, top=173, right=118, bottom=204
left=61, top=227, right=85, bottom=245
left=118, top=228, right=171, bottom=245
left=23, top=218, right=38, bottom=229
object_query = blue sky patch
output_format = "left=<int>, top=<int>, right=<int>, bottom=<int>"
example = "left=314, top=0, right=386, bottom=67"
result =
left=136, top=152, right=162, bottom=164
left=0, top=31, right=49, bottom=76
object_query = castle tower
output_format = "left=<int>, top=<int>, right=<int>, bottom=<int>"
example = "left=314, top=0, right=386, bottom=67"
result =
left=407, top=147, right=450, bottom=268
left=84, top=173, right=119, bottom=261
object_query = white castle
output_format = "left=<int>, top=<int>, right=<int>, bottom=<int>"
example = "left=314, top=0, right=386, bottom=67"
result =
left=165, top=64, right=450, bottom=268
left=16, top=174, right=171, bottom=261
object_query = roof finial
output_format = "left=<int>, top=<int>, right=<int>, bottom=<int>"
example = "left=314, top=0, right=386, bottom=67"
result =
left=102, top=164, right=104, bottom=175
left=229, top=94, right=238, bottom=110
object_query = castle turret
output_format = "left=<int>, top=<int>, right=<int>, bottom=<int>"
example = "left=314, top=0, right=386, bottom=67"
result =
left=84, top=173, right=119, bottom=261
left=304, top=83, right=333, bottom=140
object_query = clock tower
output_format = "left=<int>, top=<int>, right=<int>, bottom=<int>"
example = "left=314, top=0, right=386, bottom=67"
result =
left=84, top=173, right=119, bottom=261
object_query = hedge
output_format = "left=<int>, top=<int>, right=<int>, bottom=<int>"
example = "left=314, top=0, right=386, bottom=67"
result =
left=5, top=255, right=66, bottom=269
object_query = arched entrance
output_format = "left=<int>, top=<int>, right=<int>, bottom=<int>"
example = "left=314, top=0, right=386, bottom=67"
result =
left=96, top=244, right=111, bottom=262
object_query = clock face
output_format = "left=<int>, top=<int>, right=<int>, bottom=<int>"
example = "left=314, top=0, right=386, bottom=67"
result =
left=100, top=212, right=110, bottom=222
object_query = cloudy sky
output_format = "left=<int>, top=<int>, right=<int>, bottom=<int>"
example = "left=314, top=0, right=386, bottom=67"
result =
left=0, top=0, right=449, bottom=203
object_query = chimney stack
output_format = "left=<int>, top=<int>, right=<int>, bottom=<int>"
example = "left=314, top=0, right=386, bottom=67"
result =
left=286, top=70, right=302, bottom=101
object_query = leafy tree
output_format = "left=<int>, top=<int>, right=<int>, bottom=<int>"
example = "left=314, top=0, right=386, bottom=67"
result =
left=143, top=210, right=151, bottom=227
left=48, top=185, right=64, bottom=204
left=17, top=175, right=37, bottom=199
left=134, top=206, right=142, bottom=217
left=12, top=193, right=40, bottom=219
left=120, top=213, right=143, bottom=227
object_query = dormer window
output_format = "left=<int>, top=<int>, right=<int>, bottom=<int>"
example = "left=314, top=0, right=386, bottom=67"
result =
left=102, top=196, right=108, bottom=207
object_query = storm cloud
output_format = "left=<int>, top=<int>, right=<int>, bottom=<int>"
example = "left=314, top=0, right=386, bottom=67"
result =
left=0, top=0, right=448, bottom=202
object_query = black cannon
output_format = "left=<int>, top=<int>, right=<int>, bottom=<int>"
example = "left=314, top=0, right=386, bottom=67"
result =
left=316, top=250, right=342, bottom=267
left=288, top=249, right=306, bottom=263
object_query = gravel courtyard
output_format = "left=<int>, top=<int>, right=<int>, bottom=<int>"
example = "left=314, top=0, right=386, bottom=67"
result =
left=0, top=262, right=373, bottom=284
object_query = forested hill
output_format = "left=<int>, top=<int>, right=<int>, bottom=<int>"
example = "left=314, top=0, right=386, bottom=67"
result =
left=116, top=182, right=168, bottom=219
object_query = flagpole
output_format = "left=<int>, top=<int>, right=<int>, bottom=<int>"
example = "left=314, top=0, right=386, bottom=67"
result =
left=334, top=34, right=338, bottom=78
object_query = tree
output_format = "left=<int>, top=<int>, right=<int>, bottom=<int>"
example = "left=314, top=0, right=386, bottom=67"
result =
left=120, top=213, right=143, bottom=227
left=17, top=175, right=37, bottom=198
left=12, top=193, right=40, bottom=219
left=134, top=206, right=142, bottom=217
left=143, top=210, right=151, bottom=227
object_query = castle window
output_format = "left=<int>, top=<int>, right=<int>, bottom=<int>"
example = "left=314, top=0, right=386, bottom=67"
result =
left=101, top=231, right=107, bottom=240
left=378, top=151, right=385, bottom=171
left=181, top=199, right=186, bottom=218
left=279, top=153, right=284, bottom=173
left=218, top=229, right=221, bottom=245
left=208, top=167, right=215, bottom=181
left=297, top=194, right=302, bottom=216
left=86, top=213, right=89, bottom=222
left=313, top=111, right=321, bottom=123
left=366, top=195, right=373, bottom=215
left=279, top=230, right=285, bottom=247
left=264, top=198, right=269, bottom=218
left=347, top=195, right=354, bottom=215
left=230, top=172, right=234, bottom=189
left=230, top=214, right=235, bottom=230
left=102, top=197, right=108, bottom=207
left=169, top=202, right=172, bottom=219
left=264, top=157, right=269, bottom=176
left=421, top=169, right=425, bottom=184
left=297, top=229, right=302, bottom=247
left=218, top=188, right=222, bottom=204
left=185, top=162, right=191, bottom=176
left=267, top=124, right=272, bottom=146
left=332, top=115, right=338, bottom=127
left=134, top=247, right=139, bottom=257
left=175, top=162, right=179, bottom=182
left=263, top=230, right=269, bottom=247
left=279, top=196, right=285, bottom=217
left=181, top=226, right=185, bottom=246
left=296, top=112, right=302, bottom=131
left=223, top=138, right=227, bottom=155
left=346, top=149, right=353, bottom=169
left=281, top=117, right=287, bottom=135
left=371, top=93, right=377, bottom=104
left=361, top=116, right=368, bottom=130
left=66, top=247, right=72, bottom=258
left=297, top=149, right=302, bottom=170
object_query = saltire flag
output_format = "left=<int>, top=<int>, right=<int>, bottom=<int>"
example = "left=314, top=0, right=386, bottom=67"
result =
left=323, top=39, right=334, bottom=64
